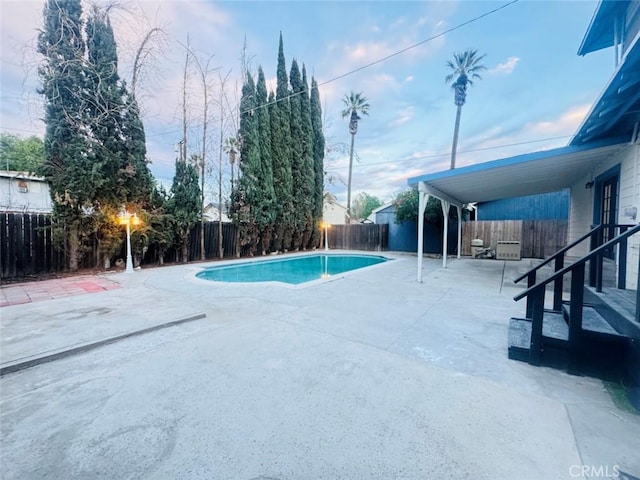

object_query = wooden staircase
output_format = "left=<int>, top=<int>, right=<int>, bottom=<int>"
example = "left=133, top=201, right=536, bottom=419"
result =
left=508, top=224, right=640, bottom=387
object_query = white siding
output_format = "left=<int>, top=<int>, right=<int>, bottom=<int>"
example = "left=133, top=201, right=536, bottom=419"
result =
left=0, top=176, right=52, bottom=213
left=567, top=144, right=639, bottom=288
left=619, top=144, right=639, bottom=289
left=568, top=174, right=595, bottom=258
left=323, top=201, right=348, bottom=225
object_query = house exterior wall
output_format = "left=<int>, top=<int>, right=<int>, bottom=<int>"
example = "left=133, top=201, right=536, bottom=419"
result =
left=0, top=175, right=52, bottom=213
left=568, top=143, right=639, bottom=288
left=323, top=201, right=347, bottom=225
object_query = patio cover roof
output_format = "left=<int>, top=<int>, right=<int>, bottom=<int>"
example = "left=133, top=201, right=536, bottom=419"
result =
left=406, top=138, right=627, bottom=206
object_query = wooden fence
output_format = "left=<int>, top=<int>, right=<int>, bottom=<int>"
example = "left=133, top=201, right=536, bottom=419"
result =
left=328, top=224, right=388, bottom=251
left=1, top=214, right=389, bottom=280
left=0, top=212, right=65, bottom=279
left=461, top=220, right=567, bottom=258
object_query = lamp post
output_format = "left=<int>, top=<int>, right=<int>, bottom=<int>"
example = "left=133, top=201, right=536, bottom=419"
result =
left=118, top=209, right=140, bottom=273
left=323, top=222, right=330, bottom=251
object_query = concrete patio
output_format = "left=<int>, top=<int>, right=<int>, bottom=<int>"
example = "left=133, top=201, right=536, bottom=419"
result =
left=1, top=252, right=638, bottom=479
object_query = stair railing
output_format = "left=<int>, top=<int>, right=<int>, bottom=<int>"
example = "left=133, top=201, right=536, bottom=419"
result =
left=513, top=224, right=640, bottom=368
left=514, top=225, right=603, bottom=315
left=515, top=224, right=635, bottom=316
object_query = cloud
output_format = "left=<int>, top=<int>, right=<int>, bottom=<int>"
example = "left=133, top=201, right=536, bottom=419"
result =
left=389, top=106, right=415, bottom=128
left=525, top=104, right=590, bottom=136
left=344, top=40, right=395, bottom=65
left=490, top=56, right=520, bottom=75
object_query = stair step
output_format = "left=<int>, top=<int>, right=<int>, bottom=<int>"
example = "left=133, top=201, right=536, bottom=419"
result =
left=563, top=303, right=625, bottom=338
left=507, top=313, right=570, bottom=361
left=508, top=318, right=531, bottom=361
left=541, top=310, right=569, bottom=342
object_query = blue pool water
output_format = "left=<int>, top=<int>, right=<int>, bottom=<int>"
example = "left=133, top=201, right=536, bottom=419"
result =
left=196, top=254, right=388, bottom=285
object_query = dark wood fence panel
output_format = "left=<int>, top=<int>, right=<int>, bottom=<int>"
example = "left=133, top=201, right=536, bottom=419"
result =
left=521, top=220, right=568, bottom=259
left=2, top=216, right=389, bottom=280
left=1, top=212, right=62, bottom=279
left=328, top=224, right=388, bottom=251
left=461, top=220, right=567, bottom=258
left=188, top=222, right=239, bottom=261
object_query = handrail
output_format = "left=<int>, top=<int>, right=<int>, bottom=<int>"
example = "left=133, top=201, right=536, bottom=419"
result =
left=513, top=225, right=603, bottom=284
left=514, top=223, right=640, bottom=302
left=513, top=223, right=635, bottom=284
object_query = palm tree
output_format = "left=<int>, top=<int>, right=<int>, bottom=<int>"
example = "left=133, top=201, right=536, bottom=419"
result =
left=223, top=136, right=238, bottom=189
left=341, top=91, right=370, bottom=222
left=445, top=49, right=486, bottom=169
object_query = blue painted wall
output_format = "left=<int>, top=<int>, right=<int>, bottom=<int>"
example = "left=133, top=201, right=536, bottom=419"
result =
left=376, top=205, right=459, bottom=253
left=477, top=190, right=569, bottom=221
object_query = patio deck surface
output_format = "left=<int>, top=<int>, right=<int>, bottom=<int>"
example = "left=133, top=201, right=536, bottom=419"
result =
left=1, top=252, right=638, bottom=479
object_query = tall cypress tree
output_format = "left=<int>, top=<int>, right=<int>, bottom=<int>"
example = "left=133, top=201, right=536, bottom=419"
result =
left=85, top=5, right=121, bottom=200
left=232, top=72, right=261, bottom=254
left=288, top=59, right=304, bottom=250
left=38, top=0, right=92, bottom=271
left=120, top=91, right=154, bottom=204
left=86, top=7, right=155, bottom=268
left=255, top=67, right=277, bottom=254
left=300, top=65, right=316, bottom=248
left=289, top=60, right=314, bottom=250
left=167, top=156, right=201, bottom=262
left=271, top=33, right=293, bottom=251
left=310, top=76, right=325, bottom=248
left=85, top=6, right=127, bottom=267
left=86, top=7, right=153, bottom=206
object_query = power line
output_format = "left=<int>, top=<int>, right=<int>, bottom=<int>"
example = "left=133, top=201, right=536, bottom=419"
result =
left=4, top=0, right=521, bottom=140
left=329, top=134, right=572, bottom=170
left=317, top=0, right=520, bottom=88
left=239, top=0, right=520, bottom=117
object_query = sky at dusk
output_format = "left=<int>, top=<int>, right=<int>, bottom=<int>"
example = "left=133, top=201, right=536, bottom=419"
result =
left=0, top=0, right=614, bottom=206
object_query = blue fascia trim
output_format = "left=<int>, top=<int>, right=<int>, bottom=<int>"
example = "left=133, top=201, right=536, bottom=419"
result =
left=572, top=36, right=640, bottom=145
left=406, top=137, right=626, bottom=186
left=577, top=0, right=627, bottom=56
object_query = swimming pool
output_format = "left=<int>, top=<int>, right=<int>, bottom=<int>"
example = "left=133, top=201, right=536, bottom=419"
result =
left=196, top=254, right=388, bottom=286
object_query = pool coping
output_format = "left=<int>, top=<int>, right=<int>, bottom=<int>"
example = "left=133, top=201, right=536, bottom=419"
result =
left=186, top=250, right=395, bottom=290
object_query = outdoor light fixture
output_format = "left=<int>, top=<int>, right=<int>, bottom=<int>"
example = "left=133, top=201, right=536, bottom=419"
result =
left=322, top=222, right=330, bottom=251
left=118, top=209, right=140, bottom=273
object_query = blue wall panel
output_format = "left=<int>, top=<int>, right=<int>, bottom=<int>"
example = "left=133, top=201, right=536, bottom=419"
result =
left=376, top=207, right=459, bottom=254
left=477, top=190, right=569, bottom=221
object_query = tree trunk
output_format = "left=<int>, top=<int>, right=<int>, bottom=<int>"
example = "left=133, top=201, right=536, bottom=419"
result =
left=69, top=223, right=80, bottom=271
left=450, top=105, right=463, bottom=170
left=346, top=132, right=356, bottom=223
left=182, top=243, right=189, bottom=263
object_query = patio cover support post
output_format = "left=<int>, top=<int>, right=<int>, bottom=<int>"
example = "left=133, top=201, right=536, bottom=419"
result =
left=441, top=200, right=450, bottom=268
left=415, top=182, right=463, bottom=279
left=417, top=183, right=429, bottom=282
left=456, top=205, right=462, bottom=259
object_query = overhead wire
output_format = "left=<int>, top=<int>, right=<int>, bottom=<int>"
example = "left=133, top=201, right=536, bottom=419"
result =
left=7, top=0, right=522, bottom=147
left=240, top=0, right=521, bottom=116
left=328, top=135, right=573, bottom=170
